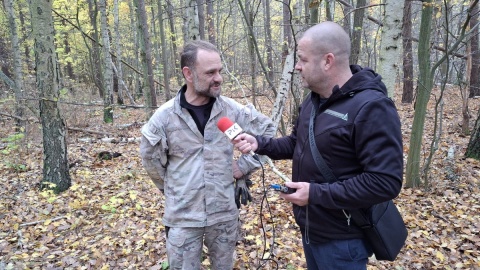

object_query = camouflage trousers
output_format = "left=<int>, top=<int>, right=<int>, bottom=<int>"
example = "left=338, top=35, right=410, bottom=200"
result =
left=166, top=218, right=238, bottom=270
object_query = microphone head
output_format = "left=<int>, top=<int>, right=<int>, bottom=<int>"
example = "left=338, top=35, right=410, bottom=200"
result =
left=217, top=117, right=243, bottom=139
left=217, top=117, right=235, bottom=133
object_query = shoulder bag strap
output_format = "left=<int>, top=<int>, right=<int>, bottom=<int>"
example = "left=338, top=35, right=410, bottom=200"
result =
left=308, top=104, right=336, bottom=183
left=308, top=104, right=370, bottom=227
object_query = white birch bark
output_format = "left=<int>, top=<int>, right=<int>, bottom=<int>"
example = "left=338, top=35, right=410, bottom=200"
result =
left=378, top=0, right=405, bottom=98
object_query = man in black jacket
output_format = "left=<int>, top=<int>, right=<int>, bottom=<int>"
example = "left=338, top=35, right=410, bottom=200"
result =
left=233, top=22, right=403, bottom=269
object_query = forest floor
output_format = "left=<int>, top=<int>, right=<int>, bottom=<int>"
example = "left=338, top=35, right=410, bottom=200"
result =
left=1, top=86, right=480, bottom=270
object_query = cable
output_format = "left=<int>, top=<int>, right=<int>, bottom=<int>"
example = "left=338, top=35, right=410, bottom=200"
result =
left=253, top=156, right=279, bottom=270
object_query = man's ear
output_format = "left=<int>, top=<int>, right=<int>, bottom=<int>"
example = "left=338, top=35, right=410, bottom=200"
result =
left=324, top=53, right=335, bottom=70
left=182, top=66, right=193, bottom=82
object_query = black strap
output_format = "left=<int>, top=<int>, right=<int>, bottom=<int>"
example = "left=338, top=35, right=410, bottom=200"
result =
left=308, top=104, right=369, bottom=226
left=308, top=104, right=336, bottom=183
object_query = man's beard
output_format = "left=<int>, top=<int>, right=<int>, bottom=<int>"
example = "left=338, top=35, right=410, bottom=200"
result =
left=193, top=76, right=221, bottom=98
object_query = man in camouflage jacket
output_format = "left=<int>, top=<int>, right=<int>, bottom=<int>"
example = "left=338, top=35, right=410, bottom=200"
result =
left=140, top=40, right=275, bottom=270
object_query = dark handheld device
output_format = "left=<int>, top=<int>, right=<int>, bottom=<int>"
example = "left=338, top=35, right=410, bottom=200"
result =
left=270, top=184, right=296, bottom=194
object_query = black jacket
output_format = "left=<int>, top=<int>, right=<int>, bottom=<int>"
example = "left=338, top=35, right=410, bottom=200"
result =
left=256, top=65, right=403, bottom=242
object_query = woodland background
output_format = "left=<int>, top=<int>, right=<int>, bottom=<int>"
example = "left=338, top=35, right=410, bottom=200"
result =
left=1, top=0, right=480, bottom=269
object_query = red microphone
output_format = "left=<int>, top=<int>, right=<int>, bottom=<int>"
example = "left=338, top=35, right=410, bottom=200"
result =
left=217, top=117, right=256, bottom=157
left=217, top=117, right=244, bottom=140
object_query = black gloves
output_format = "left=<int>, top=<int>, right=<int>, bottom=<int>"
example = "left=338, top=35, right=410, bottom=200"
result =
left=235, top=176, right=253, bottom=208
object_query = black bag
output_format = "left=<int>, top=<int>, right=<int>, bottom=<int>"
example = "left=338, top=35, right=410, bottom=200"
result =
left=349, top=200, right=408, bottom=261
left=308, top=103, right=407, bottom=261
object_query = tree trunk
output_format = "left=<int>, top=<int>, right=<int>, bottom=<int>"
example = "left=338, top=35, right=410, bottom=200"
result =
left=308, top=0, right=319, bottom=24
left=465, top=109, right=480, bottom=159
left=17, top=4, right=31, bottom=69
left=62, top=19, right=75, bottom=80
left=405, top=0, right=478, bottom=188
left=245, top=0, right=257, bottom=106
left=184, top=0, right=200, bottom=40
left=99, top=0, right=114, bottom=123
left=166, top=0, right=182, bottom=86
left=113, top=0, right=124, bottom=105
left=207, top=0, right=216, bottom=44
left=377, top=0, right=404, bottom=98
left=405, top=0, right=434, bottom=188
left=29, top=0, right=71, bottom=193
left=283, top=0, right=292, bottom=50
left=271, top=51, right=295, bottom=131
left=135, top=0, right=157, bottom=118
left=469, top=1, right=479, bottom=97
left=325, top=0, right=333, bottom=21
left=402, top=0, right=414, bottom=103
left=159, top=2, right=171, bottom=101
left=5, top=0, right=26, bottom=131
left=196, top=0, right=205, bottom=40
left=350, top=0, right=366, bottom=65
left=264, top=0, right=274, bottom=83
left=87, top=0, right=105, bottom=98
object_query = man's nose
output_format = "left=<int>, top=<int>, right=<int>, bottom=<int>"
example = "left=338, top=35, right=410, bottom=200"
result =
left=214, top=72, right=223, bottom=82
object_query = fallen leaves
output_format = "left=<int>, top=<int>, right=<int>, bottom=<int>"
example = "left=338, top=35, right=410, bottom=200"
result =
left=1, top=89, right=480, bottom=269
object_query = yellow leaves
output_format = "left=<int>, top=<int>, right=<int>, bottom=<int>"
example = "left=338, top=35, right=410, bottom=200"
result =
left=129, top=190, right=137, bottom=200
left=436, top=250, right=445, bottom=262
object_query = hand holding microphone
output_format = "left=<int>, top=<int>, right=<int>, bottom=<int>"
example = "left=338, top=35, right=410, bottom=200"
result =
left=217, top=117, right=258, bottom=155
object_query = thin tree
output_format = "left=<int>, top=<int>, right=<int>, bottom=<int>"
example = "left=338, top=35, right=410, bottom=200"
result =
left=86, top=0, right=105, bottom=98
left=402, top=0, right=414, bottom=103
left=206, top=0, right=215, bottom=44
left=465, top=109, right=480, bottom=159
left=5, top=0, right=26, bottom=131
left=28, top=0, right=71, bottom=193
left=469, top=1, right=479, bottom=97
left=135, top=0, right=157, bottom=117
left=166, top=0, right=182, bottom=86
left=308, top=0, right=320, bottom=24
left=158, top=2, right=171, bottom=101
left=113, top=0, right=124, bottom=105
left=196, top=0, right=205, bottom=40
left=350, top=0, right=367, bottom=65
left=99, top=0, right=113, bottom=123
left=264, top=0, right=274, bottom=83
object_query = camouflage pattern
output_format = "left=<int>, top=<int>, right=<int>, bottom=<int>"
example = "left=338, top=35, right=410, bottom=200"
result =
left=140, top=88, right=275, bottom=228
left=166, top=218, right=238, bottom=270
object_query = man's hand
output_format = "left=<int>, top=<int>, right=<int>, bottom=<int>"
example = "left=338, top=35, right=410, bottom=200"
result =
left=232, top=133, right=258, bottom=154
left=232, top=161, right=244, bottom=179
left=235, top=176, right=253, bottom=208
left=279, top=182, right=310, bottom=206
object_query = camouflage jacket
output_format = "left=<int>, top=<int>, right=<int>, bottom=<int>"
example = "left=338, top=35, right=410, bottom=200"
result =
left=140, top=88, right=275, bottom=227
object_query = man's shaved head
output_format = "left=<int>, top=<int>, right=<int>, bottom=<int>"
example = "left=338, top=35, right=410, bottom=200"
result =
left=301, top=21, right=351, bottom=65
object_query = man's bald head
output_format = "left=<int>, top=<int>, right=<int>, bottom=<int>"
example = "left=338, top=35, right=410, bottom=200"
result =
left=301, top=21, right=351, bottom=65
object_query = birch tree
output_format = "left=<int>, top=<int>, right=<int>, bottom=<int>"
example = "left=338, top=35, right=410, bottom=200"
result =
left=184, top=0, right=200, bottom=40
left=28, top=0, right=71, bottom=193
left=377, top=0, right=405, bottom=98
